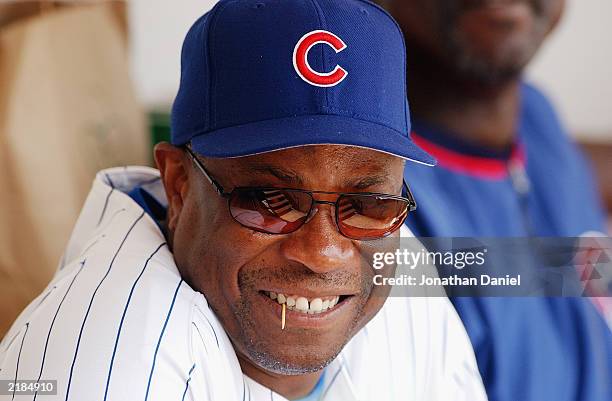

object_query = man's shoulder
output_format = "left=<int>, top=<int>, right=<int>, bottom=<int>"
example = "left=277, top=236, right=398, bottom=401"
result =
left=0, top=166, right=245, bottom=400
left=336, top=296, right=485, bottom=400
left=519, top=83, right=606, bottom=232
left=520, top=81, right=567, bottom=139
left=0, top=222, right=239, bottom=400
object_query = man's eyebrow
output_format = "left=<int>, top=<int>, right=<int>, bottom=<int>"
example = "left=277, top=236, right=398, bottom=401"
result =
left=240, top=164, right=303, bottom=185
left=238, top=163, right=391, bottom=190
left=349, top=175, right=389, bottom=190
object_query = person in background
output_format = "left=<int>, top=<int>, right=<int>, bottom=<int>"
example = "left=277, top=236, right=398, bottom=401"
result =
left=375, top=1, right=612, bottom=400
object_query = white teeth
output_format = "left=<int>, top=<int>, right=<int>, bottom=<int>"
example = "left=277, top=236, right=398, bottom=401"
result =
left=310, top=298, right=323, bottom=313
left=295, top=297, right=309, bottom=312
left=267, top=292, right=343, bottom=314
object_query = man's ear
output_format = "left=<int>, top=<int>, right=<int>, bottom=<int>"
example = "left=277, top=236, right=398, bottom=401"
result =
left=154, top=142, right=190, bottom=232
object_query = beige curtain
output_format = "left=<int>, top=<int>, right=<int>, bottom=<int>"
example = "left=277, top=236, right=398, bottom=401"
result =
left=0, top=3, right=149, bottom=336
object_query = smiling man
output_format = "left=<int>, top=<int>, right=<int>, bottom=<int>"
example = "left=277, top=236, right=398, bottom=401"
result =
left=0, top=1, right=487, bottom=400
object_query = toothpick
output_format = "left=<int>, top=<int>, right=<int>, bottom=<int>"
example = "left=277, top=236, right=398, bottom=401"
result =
left=281, top=303, right=286, bottom=330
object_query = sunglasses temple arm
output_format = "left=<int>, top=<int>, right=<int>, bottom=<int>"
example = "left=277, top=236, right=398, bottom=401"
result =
left=403, top=180, right=417, bottom=210
left=185, top=147, right=228, bottom=196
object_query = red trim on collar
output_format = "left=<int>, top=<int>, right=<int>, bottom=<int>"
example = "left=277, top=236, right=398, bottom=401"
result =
left=412, top=132, right=525, bottom=180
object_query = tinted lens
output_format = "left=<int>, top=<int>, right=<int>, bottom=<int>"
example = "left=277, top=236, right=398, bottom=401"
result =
left=337, top=194, right=409, bottom=239
left=229, top=188, right=313, bottom=234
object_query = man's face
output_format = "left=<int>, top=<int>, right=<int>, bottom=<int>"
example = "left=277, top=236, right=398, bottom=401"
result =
left=158, top=145, right=404, bottom=375
left=378, top=0, right=564, bottom=84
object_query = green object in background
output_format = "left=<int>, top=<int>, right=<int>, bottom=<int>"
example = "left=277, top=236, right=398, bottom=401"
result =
left=149, top=111, right=171, bottom=148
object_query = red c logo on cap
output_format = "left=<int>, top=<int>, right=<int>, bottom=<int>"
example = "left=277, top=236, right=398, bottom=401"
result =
left=293, top=30, right=348, bottom=87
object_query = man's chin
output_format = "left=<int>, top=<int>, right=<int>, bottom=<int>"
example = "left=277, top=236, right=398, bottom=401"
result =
left=455, top=55, right=526, bottom=86
left=446, top=21, right=546, bottom=85
left=243, top=346, right=340, bottom=375
left=445, top=37, right=534, bottom=86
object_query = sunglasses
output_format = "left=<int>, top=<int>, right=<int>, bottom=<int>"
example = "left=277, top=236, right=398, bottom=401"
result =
left=185, top=147, right=416, bottom=240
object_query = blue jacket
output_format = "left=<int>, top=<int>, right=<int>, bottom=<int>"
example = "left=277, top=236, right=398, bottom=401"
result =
left=405, top=83, right=612, bottom=401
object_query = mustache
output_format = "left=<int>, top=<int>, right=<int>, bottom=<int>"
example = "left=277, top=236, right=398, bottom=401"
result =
left=237, top=263, right=370, bottom=294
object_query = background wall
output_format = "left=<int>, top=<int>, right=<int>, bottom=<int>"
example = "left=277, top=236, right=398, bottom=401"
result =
left=127, top=0, right=612, bottom=142
left=526, top=0, right=612, bottom=141
left=127, top=0, right=214, bottom=111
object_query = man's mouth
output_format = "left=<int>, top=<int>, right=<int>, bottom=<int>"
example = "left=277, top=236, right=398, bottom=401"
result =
left=262, top=291, right=347, bottom=314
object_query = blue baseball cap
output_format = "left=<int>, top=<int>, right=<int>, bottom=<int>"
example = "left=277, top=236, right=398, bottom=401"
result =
left=171, top=0, right=435, bottom=166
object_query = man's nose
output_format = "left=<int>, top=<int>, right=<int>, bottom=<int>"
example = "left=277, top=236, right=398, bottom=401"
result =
left=279, top=204, right=359, bottom=274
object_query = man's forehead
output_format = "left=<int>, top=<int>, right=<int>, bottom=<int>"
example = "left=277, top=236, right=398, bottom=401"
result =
left=206, top=145, right=403, bottom=189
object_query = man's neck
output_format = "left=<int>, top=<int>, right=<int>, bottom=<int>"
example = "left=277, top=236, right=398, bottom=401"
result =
left=407, top=60, right=522, bottom=151
left=238, top=355, right=323, bottom=400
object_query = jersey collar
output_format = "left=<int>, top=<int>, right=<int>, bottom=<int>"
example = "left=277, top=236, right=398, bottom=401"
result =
left=411, top=123, right=525, bottom=180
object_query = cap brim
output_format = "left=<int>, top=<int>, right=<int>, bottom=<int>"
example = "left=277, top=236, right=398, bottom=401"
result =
left=189, top=115, right=436, bottom=166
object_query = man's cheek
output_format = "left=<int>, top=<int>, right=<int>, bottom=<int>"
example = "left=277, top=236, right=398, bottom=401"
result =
left=349, top=282, right=387, bottom=339
left=360, top=240, right=399, bottom=278
left=355, top=244, right=396, bottom=327
left=200, top=253, right=246, bottom=338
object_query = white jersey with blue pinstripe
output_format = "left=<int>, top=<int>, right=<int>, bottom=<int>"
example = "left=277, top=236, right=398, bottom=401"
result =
left=0, top=166, right=487, bottom=401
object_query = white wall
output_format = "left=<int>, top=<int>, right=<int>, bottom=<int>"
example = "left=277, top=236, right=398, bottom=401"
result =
left=127, top=0, right=216, bottom=109
left=527, top=0, right=612, bottom=141
left=128, top=0, right=612, bottom=141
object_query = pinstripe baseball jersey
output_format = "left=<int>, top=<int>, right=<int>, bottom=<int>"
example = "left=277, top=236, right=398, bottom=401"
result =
left=0, top=166, right=487, bottom=401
